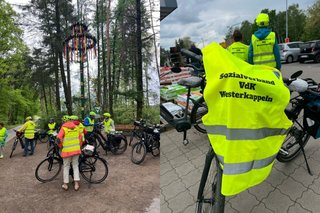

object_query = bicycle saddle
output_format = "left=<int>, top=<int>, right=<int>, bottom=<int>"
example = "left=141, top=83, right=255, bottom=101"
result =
left=178, top=76, right=202, bottom=88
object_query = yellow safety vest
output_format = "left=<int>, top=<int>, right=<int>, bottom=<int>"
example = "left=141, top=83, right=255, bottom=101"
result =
left=0, top=127, right=7, bottom=143
left=251, top=32, right=276, bottom=68
left=104, top=118, right=114, bottom=133
left=61, top=127, right=81, bottom=158
left=84, top=118, right=94, bottom=132
left=202, top=42, right=292, bottom=196
left=227, top=42, right=249, bottom=62
left=24, top=121, right=36, bottom=139
left=48, top=123, right=56, bottom=135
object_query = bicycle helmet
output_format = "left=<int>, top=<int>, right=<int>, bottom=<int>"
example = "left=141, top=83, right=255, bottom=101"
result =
left=103, top=112, right=111, bottom=117
left=256, top=13, right=269, bottom=27
left=62, top=115, right=70, bottom=122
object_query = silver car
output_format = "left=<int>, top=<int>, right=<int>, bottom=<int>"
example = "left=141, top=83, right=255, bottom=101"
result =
left=279, top=42, right=303, bottom=63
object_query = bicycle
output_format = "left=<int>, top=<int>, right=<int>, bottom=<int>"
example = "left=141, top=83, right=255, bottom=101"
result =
left=129, top=119, right=146, bottom=146
left=131, top=123, right=160, bottom=164
left=35, top=140, right=108, bottom=184
left=88, top=123, right=128, bottom=155
left=276, top=70, right=320, bottom=174
left=160, top=47, right=207, bottom=145
left=9, top=130, right=25, bottom=158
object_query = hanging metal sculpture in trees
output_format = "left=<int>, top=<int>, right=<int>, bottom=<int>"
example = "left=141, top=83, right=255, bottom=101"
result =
left=63, top=23, right=97, bottom=118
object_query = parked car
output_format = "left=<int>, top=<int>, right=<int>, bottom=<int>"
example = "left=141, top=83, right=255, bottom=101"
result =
left=279, top=42, right=303, bottom=63
left=298, top=40, right=320, bottom=63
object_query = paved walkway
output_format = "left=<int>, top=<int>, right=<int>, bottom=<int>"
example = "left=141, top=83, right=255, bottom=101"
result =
left=160, top=128, right=320, bottom=213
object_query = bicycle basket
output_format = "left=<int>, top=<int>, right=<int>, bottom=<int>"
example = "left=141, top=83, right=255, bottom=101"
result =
left=303, top=96, right=320, bottom=139
left=82, top=144, right=95, bottom=157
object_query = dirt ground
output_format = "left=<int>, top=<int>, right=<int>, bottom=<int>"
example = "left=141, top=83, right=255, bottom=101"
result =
left=0, top=137, right=160, bottom=213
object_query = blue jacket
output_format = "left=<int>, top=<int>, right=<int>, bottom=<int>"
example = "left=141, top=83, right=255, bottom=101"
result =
left=248, top=27, right=281, bottom=70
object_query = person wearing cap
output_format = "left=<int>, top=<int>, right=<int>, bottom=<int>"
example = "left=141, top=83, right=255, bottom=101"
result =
left=248, top=13, right=281, bottom=70
left=103, top=112, right=115, bottom=134
left=227, top=29, right=249, bottom=62
left=57, top=115, right=84, bottom=191
left=0, top=122, right=8, bottom=159
left=18, top=116, right=36, bottom=156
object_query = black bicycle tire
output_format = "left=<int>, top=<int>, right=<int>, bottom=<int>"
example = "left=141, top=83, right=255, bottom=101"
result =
left=9, top=139, right=19, bottom=158
left=131, top=142, right=147, bottom=164
left=35, top=157, right=62, bottom=183
left=276, top=123, right=310, bottom=162
left=110, top=135, right=127, bottom=155
left=80, top=156, right=108, bottom=184
left=151, top=139, right=160, bottom=157
left=191, top=96, right=207, bottom=134
left=196, top=148, right=225, bottom=213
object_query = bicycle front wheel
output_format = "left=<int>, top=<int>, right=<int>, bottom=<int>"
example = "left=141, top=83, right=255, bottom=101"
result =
left=131, top=142, right=147, bottom=164
left=35, top=157, right=62, bottom=183
left=191, top=97, right=207, bottom=134
left=9, top=139, right=19, bottom=158
left=80, top=156, right=108, bottom=184
left=196, top=149, right=225, bottom=213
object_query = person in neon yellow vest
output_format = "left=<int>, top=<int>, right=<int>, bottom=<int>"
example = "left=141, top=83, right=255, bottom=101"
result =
left=18, top=116, right=36, bottom=157
left=103, top=112, right=115, bottom=134
left=0, top=122, right=8, bottom=159
left=248, top=13, right=281, bottom=70
left=227, top=29, right=249, bottom=62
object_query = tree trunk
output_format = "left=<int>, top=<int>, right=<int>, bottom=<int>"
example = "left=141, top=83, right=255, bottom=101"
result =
left=136, top=0, right=143, bottom=119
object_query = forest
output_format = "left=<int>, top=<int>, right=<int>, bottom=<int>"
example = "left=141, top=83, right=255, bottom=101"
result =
left=0, top=0, right=160, bottom=126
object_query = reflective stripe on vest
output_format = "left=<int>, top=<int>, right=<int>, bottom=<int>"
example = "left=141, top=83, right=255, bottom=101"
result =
left=252, top=32, right=276, bottom=67
left=84, top=118, right=94, bottom=132
left=104, top=119, right=113, bottom=133
left=227, top=42, right=249, bottom=62
left=202, top=42, right=292, bottom=196
left=48, top=123, right=56, bottom=135
left=61, top=127, right=80, bottom=155
left=24, top=121, right=36, bottom=139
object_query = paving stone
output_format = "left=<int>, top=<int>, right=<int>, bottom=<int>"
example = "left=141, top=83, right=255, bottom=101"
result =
left=181, top=204, right=196, bottom=213
left=164, top=147, right=184, bottom=161
left=160, top=161, right=174, bottom=176
left=277, top=176, right=307, bottom=201
left=262, top=189, right=293, bottom=212
left=296, top=189, right=320, bottom=212
left=229, top=190, right=259, bottom=213
left=309, top=175, right=320, bottom=195
left=287, top=203, right=312, bottom=213
left=167, top=190, right=194, bottom=213
left=160, top=202, right=172, bottom=213
left=290, top=165, right=318, bottom=188
left=175, top=161, right=196, bottom=178
left=250, top=202, right=273, bottom=213
left=190, top=154, right=205, bottom=169
left=181, top=168, right=202, bottom=188
left=162, top=179, right=187, bottom=201
left=265, top=167, right=288, bottom=187
left=248, top=181, right=275, bottom=201
left=169, top=154, right=189, bottom=168
left=161, top=169, right=179, bottom=188
left=224, top=202, right=239, bottom=213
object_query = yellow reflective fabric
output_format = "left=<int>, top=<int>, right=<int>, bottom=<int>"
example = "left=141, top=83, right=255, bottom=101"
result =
left=24, top=121, right=36, bottom=139
left=61, top=127, right=80, bottom=154
left=202, top=42, right=292, bottom=196
left=251, top=32, right=276, bottom=68
left=227, top=42, right=249, bottom=62
left=104, top=119, right=113, bottom=133
left=85, top=118, right=94, bottom=132
left=48, top=123, right=56, bottom=135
